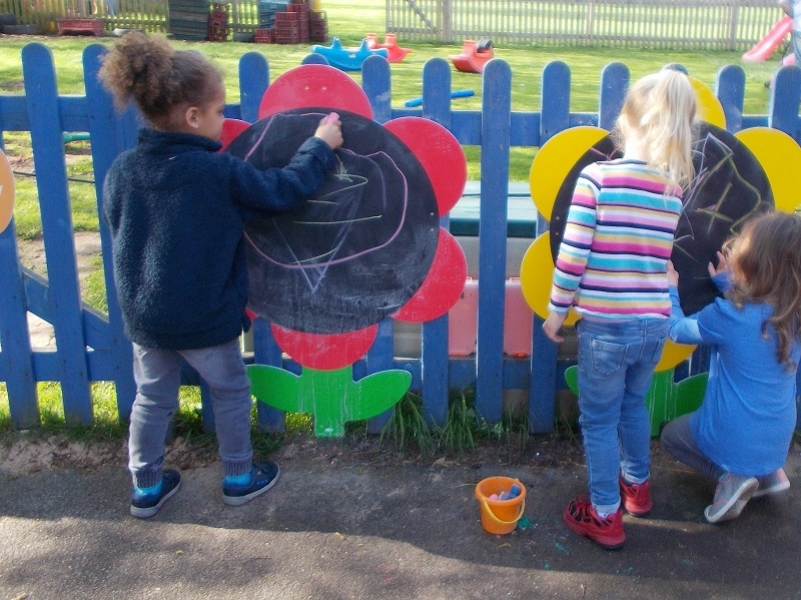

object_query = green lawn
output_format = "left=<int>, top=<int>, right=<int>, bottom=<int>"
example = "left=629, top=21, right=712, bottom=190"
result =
left=0, top=20, right=783, bottom=237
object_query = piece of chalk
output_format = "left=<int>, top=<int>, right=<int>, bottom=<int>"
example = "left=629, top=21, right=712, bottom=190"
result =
left=325, top=112, right=340, bottom=124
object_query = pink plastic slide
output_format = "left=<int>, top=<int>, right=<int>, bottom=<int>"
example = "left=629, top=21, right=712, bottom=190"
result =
left=742, top=16, right=792, bottom=62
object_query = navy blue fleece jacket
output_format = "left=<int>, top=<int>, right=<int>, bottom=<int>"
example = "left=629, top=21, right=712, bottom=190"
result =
left=103, top=128, right=335, bottom=350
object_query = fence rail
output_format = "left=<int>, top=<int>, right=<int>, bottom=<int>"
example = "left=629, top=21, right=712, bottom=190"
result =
left=1, top=44, right=800, bottom=435
left=387, top=0, right=784, bottom=49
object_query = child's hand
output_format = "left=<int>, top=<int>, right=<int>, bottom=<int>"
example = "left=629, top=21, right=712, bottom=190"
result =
left=667, top=260, right=679, bottom=287
left=708, top=250, right=730, bottom=277
left=315, top=113, right=343, bottom=150
left=542, top=312, right=568, bottom=343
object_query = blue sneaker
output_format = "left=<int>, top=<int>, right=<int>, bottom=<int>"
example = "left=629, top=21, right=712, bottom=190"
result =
left=223, top=461, right=280, bottom=506
left=130, top=469, right=181, bottom=519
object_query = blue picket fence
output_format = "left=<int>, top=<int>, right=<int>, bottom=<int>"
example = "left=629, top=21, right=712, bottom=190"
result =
left=1, top=43, right=800, bottom=435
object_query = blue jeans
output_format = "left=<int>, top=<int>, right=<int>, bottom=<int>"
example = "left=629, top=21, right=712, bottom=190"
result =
left=576, top=317, right=668, bottom=514
left=128, top=339, right=254, bottom=489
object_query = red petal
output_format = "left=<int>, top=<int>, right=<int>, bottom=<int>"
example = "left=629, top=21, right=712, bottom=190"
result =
left=271, top=324, right=378, bottom=370
left=258, top=64, right=373, bottom=120
left=383, top=117, right=466, bottom=216
left=219, top=118, right=251, bottom=151
left=393, top=228, right=467, bottom=322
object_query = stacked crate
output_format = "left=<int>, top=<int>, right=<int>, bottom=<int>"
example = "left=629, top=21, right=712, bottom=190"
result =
left=255, top=0, right=286, bottom=44
left=254, top=28, right=276, bottom=43
left=168, top=0, right=211, bottom=41
left=287, top=0, right=309, bottom=42
left=309, top=10, right=327, bottom=42
left=257, top=0, right=288, bottom=29
left=274, top=11, right=301, bottom=44
left=255, top=0, right=325, bottom=44
left=207, top=2, right=228, bottom=42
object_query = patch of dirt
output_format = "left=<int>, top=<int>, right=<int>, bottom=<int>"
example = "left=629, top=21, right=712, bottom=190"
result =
left=16, top=231, right=102, bottom=348
left=0, top=429, right=586, bottom=480
left=16, top=230, right=100, bottom=282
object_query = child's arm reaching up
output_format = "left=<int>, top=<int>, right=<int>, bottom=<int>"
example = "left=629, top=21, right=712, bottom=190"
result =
left=708, top=250, right=733, bottom=293
left=666, top=260, right=704, bottom=345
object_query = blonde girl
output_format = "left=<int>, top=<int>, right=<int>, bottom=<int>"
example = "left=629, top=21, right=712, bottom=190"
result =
left=543, top=69, right=697, bottom=549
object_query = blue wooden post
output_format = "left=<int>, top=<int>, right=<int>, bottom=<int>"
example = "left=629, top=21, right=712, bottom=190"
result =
left=528, top=61, right=571, bottom=433
left=475, top=59, right=511, bottom=423
left=366, top=318, right=395, bottom=434
left=420, top=57, right=454, bottom=426
left=301, top=53, right=329, bottom=66
left=0, top=216, right=39, bottom=428
left=362, top=54, right=392, bottom=124
left=22, top=43, right=92, bottom=424
left=253, top=318, right=286, bottom=431
left=716, top=65, right=745, bottom=133
left=599, top=62, right=629, bottom=132
left=82, top=44, right=137, bottom=420
left=239, top=52, right=269, bottom=123
left=361, top=56, right=397, bottom=433
left=769, top=65, right=801, bottom=143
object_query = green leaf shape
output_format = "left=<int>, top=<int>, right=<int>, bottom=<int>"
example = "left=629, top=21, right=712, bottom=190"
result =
left=248, top=364, right=411, bottom=438
left=563, top=365, right=708, bottom=437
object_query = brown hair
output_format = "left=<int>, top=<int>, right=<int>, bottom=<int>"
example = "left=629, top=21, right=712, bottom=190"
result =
left=98, top=31, right=223, bottom=128
left=726, top=211, right=801, bottom=370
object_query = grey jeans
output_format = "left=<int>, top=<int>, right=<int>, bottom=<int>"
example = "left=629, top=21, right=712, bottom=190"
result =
left=128, top=339, right=254, bottom=488
left=660, top=413, right=724, bottom=482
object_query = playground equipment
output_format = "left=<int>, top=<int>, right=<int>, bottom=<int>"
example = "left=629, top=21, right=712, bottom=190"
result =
left=311, top=37, right=388, bottom=71
left=365, top=33, right=411, bottom=62
left=403, top=89, right=475, bottom=107
left=449, top=39, right=494, bottom=74
left=742, top=16, right=792, bottom=62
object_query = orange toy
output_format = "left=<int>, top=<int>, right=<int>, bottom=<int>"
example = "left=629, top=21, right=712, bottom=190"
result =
left=365, top=33, right=412, bottom=62
left=449, top=39, right=494, bottom=74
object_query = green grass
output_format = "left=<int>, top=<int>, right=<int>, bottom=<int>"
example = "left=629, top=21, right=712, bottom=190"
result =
left=0, top=0, right=789, bottom=439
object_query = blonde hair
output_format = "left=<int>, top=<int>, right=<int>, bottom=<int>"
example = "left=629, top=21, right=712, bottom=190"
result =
left=614, top=69, right=697, bottom=191
left=98, top=31, right=223, bottom=129
left=726, top=211, right=801, bottom=370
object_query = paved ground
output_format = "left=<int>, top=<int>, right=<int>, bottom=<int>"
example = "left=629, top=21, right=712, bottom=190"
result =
left=2, top=439, right=800, bottom=600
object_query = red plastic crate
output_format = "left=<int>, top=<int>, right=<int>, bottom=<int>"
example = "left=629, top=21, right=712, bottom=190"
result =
left=275, top=18, right=301, bottom=37
left=274, top=11, right=300, bottom=23
left=56, top=18, right=104, bottom=36
left=254, top=28, right=276, bottom=43
left=275, top=33, right=302, bottom=44
left=310, top=24, right=327, bottom=42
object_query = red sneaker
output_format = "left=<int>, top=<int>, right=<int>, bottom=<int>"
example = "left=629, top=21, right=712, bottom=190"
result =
left=620, top=476, right=652, bottom=517
left=563, top=495, right=625, bottom=550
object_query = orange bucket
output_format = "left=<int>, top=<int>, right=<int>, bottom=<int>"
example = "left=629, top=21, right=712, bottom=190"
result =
left=474, top=476, right=527, bottom=535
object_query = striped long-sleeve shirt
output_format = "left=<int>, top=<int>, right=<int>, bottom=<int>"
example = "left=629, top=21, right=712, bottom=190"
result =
left=548, top=159, right=683, bottom=320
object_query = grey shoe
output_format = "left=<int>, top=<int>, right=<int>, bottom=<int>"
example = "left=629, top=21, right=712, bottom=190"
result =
left=753, top=468, right=790, bottom=499
left=704, top=473, right=758, bottom=524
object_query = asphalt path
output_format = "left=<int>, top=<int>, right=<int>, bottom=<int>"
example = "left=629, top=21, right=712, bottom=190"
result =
left=2, top=443, right=800, bottom=599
